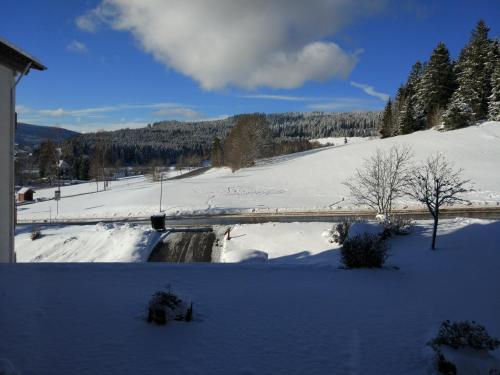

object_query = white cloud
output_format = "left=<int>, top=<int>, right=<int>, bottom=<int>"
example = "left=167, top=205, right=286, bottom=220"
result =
left=66, top=40, right=88, bottom=54
left=76, top=0, right=387, bottom=90
left=350, top=81, right=389, bottom=101
left=19, top=103, right=197, bottom=118
left=308, top=98, right=383, bottom=111
left=16, top=102, right=206, bottom=131
left=153, top=107, right=201, bottom=119
left=239, top=94, right=316, bottom=102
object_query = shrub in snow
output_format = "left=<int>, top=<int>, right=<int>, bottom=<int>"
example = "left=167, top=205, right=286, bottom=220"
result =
left=147, top=290, right=192, bottom=325
left=435, top=354, right=457, bottom=375
left=430, top=320, right=500, bottom=352
left=340, top=233, right=389, bottom=268
left=30, top=227, right=41, bottom=241
left=330, top=221, right=351, bottom=244
left=185, top=303, right=193, bottom=322
left=429, top=320, right=500, bottom=374
left=380, top=215, right=413, bottom=239
left=347, top=222, right=384, bottom=240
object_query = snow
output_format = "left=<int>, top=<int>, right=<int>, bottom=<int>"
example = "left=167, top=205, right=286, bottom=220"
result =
left=347, top=221, right=384, bottom=239
left=441, top=346, right=500, bottom=374
left=220, top=222, right=338, bottom=263
left=2, top=218, right=499, bottom=374
left=17, top=187, right=33, bottom=195
left=17, top=122, right=500, bottom=221
left=311, top=136, right=370, bottom=145
left=15, top=223, right=163, bottom=262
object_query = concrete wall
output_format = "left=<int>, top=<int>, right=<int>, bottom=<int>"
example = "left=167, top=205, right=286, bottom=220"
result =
left=0, top=64, right=15, bottom=262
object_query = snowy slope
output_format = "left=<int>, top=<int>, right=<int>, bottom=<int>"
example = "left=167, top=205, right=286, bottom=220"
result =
left=15, top=223, right=162, bottom=262
left=220, top=222, right=338, bottom=263
left=1, top=218, right=499, bottom=374
left=18, top=122, right=500, bottom=221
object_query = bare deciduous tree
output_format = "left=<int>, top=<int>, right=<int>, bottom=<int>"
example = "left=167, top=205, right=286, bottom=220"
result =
left=224, top=114, right=273, bottom=172
left=407, top=153, right=470, bottom=250
left=344, top=145, right=413, bottom=217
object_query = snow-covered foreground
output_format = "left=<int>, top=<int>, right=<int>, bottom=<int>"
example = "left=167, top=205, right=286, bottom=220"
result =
left=18, top=122, right=500, bottom=221
left=2, top=218, right=499, bottom=374
left=15, top=223, right=162, bottom=262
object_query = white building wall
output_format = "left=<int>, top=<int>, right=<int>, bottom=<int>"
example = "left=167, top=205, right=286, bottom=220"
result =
left=0, top=64, right=15, bottom=262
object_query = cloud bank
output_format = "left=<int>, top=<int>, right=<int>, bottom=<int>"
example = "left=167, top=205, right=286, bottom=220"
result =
left=76, top=0, right=386, bottom=90
left=350, top=81, right=389, bottom=101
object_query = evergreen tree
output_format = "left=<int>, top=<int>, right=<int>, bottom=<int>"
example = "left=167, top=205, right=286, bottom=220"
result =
left=38, top=140, right=58, bottom=181
left=390, top=85, right=407, bottom=137
left=443, top=21, right=493, bottom=129
left=393, top=62, right=423, bottom=135
left=458, top=20, right=492, bottom=121
left=415, top=42, right=455, bottom=127
left=79, top=156, right=90, bottom=180
left=443, top=84, right=475, bottom=129
left=379, top=99, right=393, bottom=138
left=399, top=98, right=418, bottom=135
left=210, top=137, right=224, bottom=167
left=488, top=59, right=500, bottom=121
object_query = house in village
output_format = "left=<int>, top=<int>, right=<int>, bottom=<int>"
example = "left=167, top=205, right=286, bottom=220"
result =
left=17, top=187, right=34, bottom=202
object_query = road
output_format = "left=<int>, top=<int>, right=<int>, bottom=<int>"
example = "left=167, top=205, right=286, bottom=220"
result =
left=16, top=206, right=500, bottom=227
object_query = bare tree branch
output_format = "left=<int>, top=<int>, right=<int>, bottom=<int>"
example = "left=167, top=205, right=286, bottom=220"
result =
left=344, top=145, right=413, bottom=216
left=407, top=153, right=471, bottom=249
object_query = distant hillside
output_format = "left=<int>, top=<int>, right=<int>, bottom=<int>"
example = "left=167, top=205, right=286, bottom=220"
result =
left=64, top=111, right=381, bottom=165
left=16, top=123, right=80, bottom=147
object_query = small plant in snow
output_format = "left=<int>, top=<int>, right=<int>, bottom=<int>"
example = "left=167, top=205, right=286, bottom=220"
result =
left=30, top=227, right=42, bottom=241
left=429, top=320, right=500, bottom=374
left=147, top=289, right=193, bottom=325
left=430, top=320, right=500, bottom=352
left=331, top=221, right=351, bottom=244
left=380, top=215, right=414, bottom=239
left=340, top=233, right=389, bottom=268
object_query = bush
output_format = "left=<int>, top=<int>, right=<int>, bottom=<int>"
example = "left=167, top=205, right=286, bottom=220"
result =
left=31, top=227, right=42, bottom=241
left=436, top=354, right=456, bottom=375
left=147, top=290, right=182, bottom=325
left=340, top=233, right=389, bottom=268
left=429, top=320, right=500, bottom=374
left=381, top=215, right=413, bottom=239
left=430, top=320, right=500, bottom=351
left=331, top=221, right=351, bottom=244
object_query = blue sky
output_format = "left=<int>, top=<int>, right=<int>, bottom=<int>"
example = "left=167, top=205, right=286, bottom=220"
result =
left=1, top=0, right=498, bottom=132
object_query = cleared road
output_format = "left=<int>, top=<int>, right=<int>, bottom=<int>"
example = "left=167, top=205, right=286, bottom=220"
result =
left=16, top=206, right=500, bottom=227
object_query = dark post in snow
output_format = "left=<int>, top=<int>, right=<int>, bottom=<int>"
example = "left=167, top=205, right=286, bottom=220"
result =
left=407, top=153, right=470, bottom=250
left=159, top=170, right=163, bottom=213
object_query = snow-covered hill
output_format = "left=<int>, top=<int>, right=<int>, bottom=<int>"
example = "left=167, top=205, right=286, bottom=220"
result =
left=18, top=122, right=500, bottom=221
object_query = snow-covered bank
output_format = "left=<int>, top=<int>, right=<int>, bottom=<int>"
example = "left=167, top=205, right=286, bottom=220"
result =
left=2, top=219, right=499, bottom=374
left=17, top=122, right=500, bottom=221
left=219, top=222, right=337, bottom=263
left=15, top=223, right=162, bottom=262
left=311, top=136, right=370, bottom=145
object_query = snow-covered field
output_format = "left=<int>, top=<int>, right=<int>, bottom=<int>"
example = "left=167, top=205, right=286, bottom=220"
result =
left=15, top=223, right=162, bottom=262
left=2, top=218, right=499, bottom=374
left=219, top=222, right=337, bottom=263
left=311, top=135, right=370, bottom=145
left=17, top=122, right=500, bottom=222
